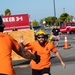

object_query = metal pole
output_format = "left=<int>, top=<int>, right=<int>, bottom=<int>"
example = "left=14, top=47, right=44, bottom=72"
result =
left=63, top=8, right=65, bottom=13
left=53, top=0, right=56, bottom=18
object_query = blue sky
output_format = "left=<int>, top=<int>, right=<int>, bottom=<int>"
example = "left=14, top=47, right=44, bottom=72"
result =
left=0, top=0, right=75, bottom=22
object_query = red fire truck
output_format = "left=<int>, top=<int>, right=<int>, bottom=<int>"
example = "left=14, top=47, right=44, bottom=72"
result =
left=2, top=14, right=30, bottom=32
left=59, top=22, right=75, bottom=34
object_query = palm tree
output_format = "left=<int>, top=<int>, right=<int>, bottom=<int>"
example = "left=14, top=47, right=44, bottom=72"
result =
left=4, top=9, right=11, bottom=16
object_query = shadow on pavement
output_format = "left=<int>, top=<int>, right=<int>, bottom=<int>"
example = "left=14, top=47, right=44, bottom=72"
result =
left=13, top=56, right=56, bottom=67
left=13, top=59, right=30, bottom=66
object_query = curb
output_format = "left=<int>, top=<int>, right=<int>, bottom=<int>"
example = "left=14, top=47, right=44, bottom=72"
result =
left=13, top=64, right=29, bottom=68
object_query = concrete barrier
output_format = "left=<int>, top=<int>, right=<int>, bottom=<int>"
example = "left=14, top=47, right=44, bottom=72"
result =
left=7, top=30, right=34, bottom=60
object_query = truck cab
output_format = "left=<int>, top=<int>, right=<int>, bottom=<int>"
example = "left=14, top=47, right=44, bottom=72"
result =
left=59, top=22, right=75, bottom=34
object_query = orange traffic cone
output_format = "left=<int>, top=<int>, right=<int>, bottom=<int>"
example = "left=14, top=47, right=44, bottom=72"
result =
left=64, top=35, right=69, bottom=49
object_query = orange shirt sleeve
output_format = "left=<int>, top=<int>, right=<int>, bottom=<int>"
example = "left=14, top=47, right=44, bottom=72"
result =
left=8, top=35, right=19, bottom=51
left=25, top=42, right=33, bottom=51
left=50, top=43, right=57, bottom=53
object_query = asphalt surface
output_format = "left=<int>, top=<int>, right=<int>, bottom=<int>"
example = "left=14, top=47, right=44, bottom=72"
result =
left=13, top=30, right=75, bottom=75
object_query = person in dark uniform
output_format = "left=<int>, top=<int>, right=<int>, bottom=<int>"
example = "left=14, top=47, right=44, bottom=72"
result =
left=52, top=24, right=61, bottom=47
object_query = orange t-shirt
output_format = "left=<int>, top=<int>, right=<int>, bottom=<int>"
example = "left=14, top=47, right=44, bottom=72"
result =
left=0, top=32, right=19, bottom=75
left=26, top=41, right=57, bottom=70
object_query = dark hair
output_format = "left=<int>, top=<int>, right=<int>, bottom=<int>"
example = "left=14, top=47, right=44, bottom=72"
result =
left=0, top=16, right=3, bottom=24
left=0, top=27, right=4, bottom=32
left=0, top=16, right=5, bottom=32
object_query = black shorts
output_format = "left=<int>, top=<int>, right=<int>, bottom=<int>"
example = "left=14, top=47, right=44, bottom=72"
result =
left=32, top=68, right=51, bottom=75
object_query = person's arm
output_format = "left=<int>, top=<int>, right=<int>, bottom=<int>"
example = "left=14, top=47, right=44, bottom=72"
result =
left=18, top=46, right=35, bottom=59
left=10, top=35, right=40, bottom=64
left=58, top=30, right=62, bottom=35
left=58, top=28, right=62, bottom=35
left=55, top=51, right=66, bottom=68
left=14, top=46, right=40, bottom=64
left=51, top=42, right=66, bottom=68
left=17, top=35, right=33, bottom=59
left=59, top=32, right=62, bottom=35
left=15, top=35, right=40, bottom=63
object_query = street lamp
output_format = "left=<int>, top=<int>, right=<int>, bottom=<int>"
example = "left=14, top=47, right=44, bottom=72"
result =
left=29, top=15, right=33, bottom=29
left=43, top=20, right=46, bottom=27
left=53, top=0, right=56, bottom=18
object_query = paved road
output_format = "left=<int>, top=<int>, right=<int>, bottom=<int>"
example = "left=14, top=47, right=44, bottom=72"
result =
left=14, top=61, right=75, bottom=75
left=14, top=49, right=75, bottom=75
left=13, top=31, right=75, bottom=75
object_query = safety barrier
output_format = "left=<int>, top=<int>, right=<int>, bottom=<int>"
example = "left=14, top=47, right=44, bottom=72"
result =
left=7, top=30, right=34, bottom=60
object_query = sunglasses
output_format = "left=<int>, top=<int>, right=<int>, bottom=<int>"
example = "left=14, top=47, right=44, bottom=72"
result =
left=37, top=36, right=45, bottom=39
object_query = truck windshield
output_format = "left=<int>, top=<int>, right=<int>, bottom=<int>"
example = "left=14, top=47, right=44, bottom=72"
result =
left=60, top=23, right=64, bottom=27
left=66, top=23, right=71, bottom=26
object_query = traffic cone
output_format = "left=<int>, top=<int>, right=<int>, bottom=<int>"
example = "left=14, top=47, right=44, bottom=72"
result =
left=64, top=35, right=69, bottom=49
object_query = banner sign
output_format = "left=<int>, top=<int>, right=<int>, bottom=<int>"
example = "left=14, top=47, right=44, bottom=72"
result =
left=2, top=14, right=30, bottom=30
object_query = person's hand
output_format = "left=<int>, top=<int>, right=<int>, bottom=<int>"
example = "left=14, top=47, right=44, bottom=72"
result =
left=33, top=51, right=40, bottom=64
left=19, top=36, right=24, bottom=43
left=61, top=61, right=66, bottom=69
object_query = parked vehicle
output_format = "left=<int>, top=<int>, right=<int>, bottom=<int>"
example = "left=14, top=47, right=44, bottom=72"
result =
left=2, top=14, right=30, bottom=32
left=59, top=22, right=75, bottom=34
left=32, top=25, right=45, bottom=33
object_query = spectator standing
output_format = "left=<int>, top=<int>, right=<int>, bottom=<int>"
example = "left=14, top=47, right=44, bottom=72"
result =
left=52, top=23, right=61, bottom=47
left=12, top=26, right=18, bottom=31
left=19, top=29, right=66, bottom=75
